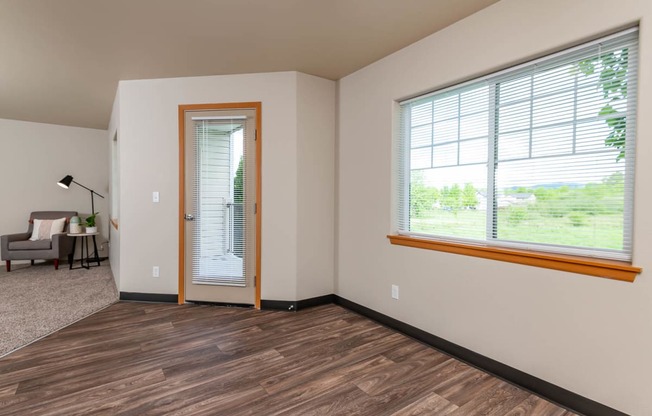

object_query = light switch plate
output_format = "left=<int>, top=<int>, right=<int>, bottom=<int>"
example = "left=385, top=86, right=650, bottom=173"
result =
left=153, top=191, right=160, bottom=203
left=391, top=285, right=399, bottom=300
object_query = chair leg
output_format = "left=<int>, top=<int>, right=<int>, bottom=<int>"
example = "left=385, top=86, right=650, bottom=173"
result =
left=31, top=260, right=35, bottom=266
left=54, top=259, right=59, bottom=270
left=5, top=261, right=10, bottom=272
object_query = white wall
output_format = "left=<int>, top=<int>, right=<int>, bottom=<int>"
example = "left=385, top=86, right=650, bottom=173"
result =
left=108, top=88, right=121, bottom=288
left=337, top=0, right=652, bottom=415
left=114, top=71, right=336, bottom=301
left=296, top=73, right=336, bottom=299
left=0, top=118, right=110, bottom=259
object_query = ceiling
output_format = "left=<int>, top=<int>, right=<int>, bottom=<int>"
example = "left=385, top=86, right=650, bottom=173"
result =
left=0, top=0, right=498, bottom=129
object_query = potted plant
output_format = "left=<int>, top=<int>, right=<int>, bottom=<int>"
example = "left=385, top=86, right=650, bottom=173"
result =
left=84, top=212, right=99, bottom=234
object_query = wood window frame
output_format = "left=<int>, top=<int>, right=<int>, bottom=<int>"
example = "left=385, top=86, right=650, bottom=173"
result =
left=388, top=234, right=641, bottom=282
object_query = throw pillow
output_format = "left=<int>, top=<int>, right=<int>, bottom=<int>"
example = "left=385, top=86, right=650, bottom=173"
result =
left=29, top=217, right=67, bottom=241
left=50, top=217, right=67, bottom=237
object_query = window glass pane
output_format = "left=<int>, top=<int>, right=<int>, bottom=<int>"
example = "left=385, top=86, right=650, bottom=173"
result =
left=411, top=124, right=432, bottom=148
left=499, top=76, right=530, bottom=104
left=533, top=65, right=575, bottom=95
left=459, top=138, right=488, bottom=165
left=460, top=112, right=488, bottom=140
left=432, top=142, right=458, bottom=167
left=576, top=85, right=606, bottom=119
left=433, top=95, right=458, bottom=122
left=575, top=121, right=612, bottom=153
left=498, top=131, right=529, bottom=161
left=433, top=119, right=457, bottom=144
left=531, top=125, right=573, bottom=157
left=499, top=101, right=530, bottom=133
left=495, top=151, right=625, bottom=250
left=532, top=91, right=574, bottom=127
left=411, top=101, right=432, bottom=126
left=409, top=166, right=487, bottom=239
left=460, top=87, right=488, bottom=115
left=577, top=68, right=599, bottom=87
left=410, top=147, right=431, bottom=170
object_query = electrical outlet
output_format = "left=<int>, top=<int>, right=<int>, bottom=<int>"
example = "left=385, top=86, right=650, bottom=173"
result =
left=391, top=284, right=399, bottom=300
left=152, top=266, right=160, bottom=277
left=153, top=191, right=160, bottom=203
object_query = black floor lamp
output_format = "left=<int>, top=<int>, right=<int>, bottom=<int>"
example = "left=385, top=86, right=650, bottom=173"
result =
left=57, top=175, right=105, bottom=214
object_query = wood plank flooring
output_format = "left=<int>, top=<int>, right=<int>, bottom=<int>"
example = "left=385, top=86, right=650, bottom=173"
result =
left=0, top=302, right=577, bottom=415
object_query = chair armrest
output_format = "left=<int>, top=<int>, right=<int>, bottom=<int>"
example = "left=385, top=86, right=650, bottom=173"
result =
left=1, top=232, right=31, bottom=260
left=1, top=232, right=31, bottom=245
left=52, top=233, right=74, bottom=256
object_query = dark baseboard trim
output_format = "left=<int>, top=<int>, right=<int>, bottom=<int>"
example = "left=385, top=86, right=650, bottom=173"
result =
left=297, top=294, right=336, bottom=310
left=119, top=292, right=178, bottom=303
left=187, top=300, right=253, bottom=309
left=333, top=296, right=627, bottom=416
left=260, top=299, right=296, bottom=311
left=261, top=294, right=335, bottom=312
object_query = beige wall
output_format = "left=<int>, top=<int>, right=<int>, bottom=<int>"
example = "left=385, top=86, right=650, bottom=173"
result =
left=108, top=88, right=121, bottom=288
left=114, top=71, right=336, bottom=301
left=296, top=73, right=336, bottom=299
left=337, top=0, right=652, bottom=414
left=0, top=118, right=109, bottom=260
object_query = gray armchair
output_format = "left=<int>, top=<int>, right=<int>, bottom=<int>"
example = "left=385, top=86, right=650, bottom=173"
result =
left=1, top=211, right=77, bottom=272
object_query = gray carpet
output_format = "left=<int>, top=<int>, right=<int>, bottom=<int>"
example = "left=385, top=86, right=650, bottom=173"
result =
left=0, top=261, right=118, bottom=357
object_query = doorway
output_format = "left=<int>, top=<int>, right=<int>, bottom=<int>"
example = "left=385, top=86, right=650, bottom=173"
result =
left=179, top=103, right=261, bottom=307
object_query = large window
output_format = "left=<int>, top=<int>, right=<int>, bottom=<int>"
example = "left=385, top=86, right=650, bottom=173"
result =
left=397, top=28, right=638, bottom=262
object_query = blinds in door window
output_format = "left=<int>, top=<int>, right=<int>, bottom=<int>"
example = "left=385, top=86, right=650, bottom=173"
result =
left=192, top=117, right=249, bottom=286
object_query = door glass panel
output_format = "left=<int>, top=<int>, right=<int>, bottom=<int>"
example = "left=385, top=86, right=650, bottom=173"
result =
left=192, top=119, right=245, bottom=286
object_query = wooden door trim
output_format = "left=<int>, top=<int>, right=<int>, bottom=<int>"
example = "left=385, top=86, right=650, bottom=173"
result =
left=178, top=102, right=262, bottom=308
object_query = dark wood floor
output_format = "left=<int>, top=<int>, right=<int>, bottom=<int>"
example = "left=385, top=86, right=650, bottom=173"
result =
left=0, top=302, right=576, bottom=415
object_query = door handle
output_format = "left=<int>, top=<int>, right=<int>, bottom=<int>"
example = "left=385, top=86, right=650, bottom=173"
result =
left=184, top=214, right=195, bottom=221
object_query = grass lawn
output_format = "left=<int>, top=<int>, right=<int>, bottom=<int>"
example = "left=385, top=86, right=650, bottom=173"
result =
left=410, top=208, right=624, bottom=250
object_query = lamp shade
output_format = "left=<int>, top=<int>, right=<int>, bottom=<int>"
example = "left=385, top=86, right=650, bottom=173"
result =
left=57, top=175, right=73, bottom=189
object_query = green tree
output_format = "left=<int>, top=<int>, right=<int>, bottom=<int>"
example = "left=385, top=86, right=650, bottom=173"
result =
left=577, top=49, right=630, bottom=161
left=461, top=183, right=478, bottom=209
left=231, top=156, right=246, bottom=258
left=507, top=206, right=528, bottom=225
left=603, top=171, right=624, bottom=191
left=533, top=187, right=552, bottom=201
left=233, top=156, right=244, bottom=203
left=532, top=186, right=570, bottom=218
left=410, top=173, right=438, bottom=218
left=568, top=211, right=588, bottom=227
left=441, top=184, right=462, bottom=214
left=505, top=186, right=531, bottom=195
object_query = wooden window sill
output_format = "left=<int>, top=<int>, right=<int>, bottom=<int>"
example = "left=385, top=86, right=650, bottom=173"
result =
left=110, top=218, right=119, bottom=230
left=387, top=235, right=641, bottom=282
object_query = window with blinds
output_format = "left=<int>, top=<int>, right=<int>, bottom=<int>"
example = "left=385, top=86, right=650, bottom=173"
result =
left=192, top=118, right=247, bottom=286
left=398, top=28, right=638, bottom=261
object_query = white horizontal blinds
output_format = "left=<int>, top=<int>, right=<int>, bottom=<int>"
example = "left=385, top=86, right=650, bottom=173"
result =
left=492, top=30, right=637, bottom=260
left=192, top=119, right=247, bottom=286
left=398, top=28, right=638, bottom=261
left=399, top=82, right=490, bottom=240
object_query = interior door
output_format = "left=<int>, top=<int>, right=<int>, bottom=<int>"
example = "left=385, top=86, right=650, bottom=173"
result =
left=183, top=108, right=256, bottom=305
